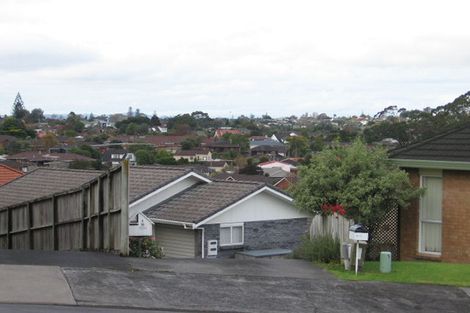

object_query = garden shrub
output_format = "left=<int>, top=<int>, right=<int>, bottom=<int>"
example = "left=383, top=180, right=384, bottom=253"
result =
left=294, top=235, right=340, bottom=263
left=129, top=237, right=164, bottom=258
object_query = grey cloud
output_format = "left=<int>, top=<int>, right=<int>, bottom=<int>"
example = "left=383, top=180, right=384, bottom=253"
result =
left=0, top=44, right=98, bottom=72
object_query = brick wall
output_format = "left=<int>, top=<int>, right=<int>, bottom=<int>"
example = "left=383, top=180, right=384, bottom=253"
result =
left=400, top=168, right=470, bottom=263
left=442, top=170, right=470, bottom=262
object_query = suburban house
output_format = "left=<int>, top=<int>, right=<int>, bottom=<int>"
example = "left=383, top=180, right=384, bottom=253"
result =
left=174, top=149, right=212, bottom=162
left=213, top=173, right=296, bottom=191
left=250, top=138, right=287, bottom=159
left=390, top=126, right=470, bottom=263
left=102, top=148, right=136, bottom=166
left=213, top=128, right=242, bottom=139
left=128, top=166, right=310, bottom=258
left=0, top=163, right=23, bottom=186
left=6, top=151, right=95, bottom=169
left=200, top=160, right=230, bottom=173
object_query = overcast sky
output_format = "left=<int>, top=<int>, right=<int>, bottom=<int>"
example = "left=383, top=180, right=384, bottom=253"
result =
left=1, top=0, right=470, bottom=118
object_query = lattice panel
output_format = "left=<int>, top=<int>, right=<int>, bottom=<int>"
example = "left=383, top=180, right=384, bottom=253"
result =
left=367, top=207, right=400, bottom=261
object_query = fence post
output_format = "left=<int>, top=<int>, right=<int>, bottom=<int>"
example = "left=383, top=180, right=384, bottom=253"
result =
left=27, top=202, right=33, bottom=249
left=97, top=177, right=104, bottom=250
left=52, top=196, right=58, bottom=250
left=120, top=160, right=129, bottom=256
left=6, top=207, right=11, bottom=249
left=80, top=188, right=87, bottom=250
left=107, top=173, right=113, bottom=250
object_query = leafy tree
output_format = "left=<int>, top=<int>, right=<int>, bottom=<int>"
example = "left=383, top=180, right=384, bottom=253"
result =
left=239, top=158, right=262, bottom=175
left=292, top=140, right=421, bottom=228
left=181, top=137, right=202, bottom=150
left=154, top=149, right=177, bottom=165
left=135, top=149, right=155, bottom=165
left=286, top=135, right=309, bottom=157
left=222, top=133, right=249, bottom=154
left=41, top=132, right=59, bottom=149
left=150, top=114, right=161, bottom=127
left=0, top=116, right=35, bottom=138
left=28, top=108, right=45, bottom=123
left=65, top=112, right=84, bottom=133
left=125, top=123, right=138, bottom=135
left=69, top=144, right=100, bottom=159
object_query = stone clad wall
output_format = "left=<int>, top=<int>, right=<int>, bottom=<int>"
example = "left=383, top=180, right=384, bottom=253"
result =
left=200, top=218, right=310, bottom=258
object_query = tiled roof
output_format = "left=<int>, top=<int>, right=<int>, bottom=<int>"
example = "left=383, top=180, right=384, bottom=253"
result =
left=213, top=173, right=282, bottom=185
left=390, top=126, right=470, bottom=162
left=7, top=151, right=95, bottom=162
left=0, top=164, right=23, bottom=186
left=129, top=166, right=192, bottom=203
left=144, top=181, right=265, bottom=224
left=0, top=168, right=103, bottom=209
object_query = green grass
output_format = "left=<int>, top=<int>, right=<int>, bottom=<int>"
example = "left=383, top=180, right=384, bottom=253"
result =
left=319, top=261, right=470, bottom=287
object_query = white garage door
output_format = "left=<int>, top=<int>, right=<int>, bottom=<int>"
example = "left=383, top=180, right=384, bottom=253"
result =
left=155, top=224, right=196, bottom=258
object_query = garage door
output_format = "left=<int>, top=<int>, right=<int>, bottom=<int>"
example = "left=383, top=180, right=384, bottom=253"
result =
left=155, top=224, right=196, bottom=258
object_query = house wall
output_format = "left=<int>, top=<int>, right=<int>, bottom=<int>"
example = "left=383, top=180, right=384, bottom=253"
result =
left=205, top=191, right=308, bottom=225
left=400, top=168, right=470, bottom=262
left=200, top=218, right=309, bottom=258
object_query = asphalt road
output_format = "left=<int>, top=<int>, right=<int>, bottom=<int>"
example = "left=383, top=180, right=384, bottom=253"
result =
left=0, top=250, right=469, bottom=313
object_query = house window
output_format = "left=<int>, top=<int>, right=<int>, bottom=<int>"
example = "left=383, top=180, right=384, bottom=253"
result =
left=220, top=223, right=244, bottom=246
left=420, top=175, right=442, bottom=254
left=129, top=214, right=139, bottom=225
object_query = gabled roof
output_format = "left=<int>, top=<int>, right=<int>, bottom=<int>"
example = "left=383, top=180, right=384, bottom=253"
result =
left=0, top=168, right=103, bottom=209
left=7, top=151, right=94, bottom=162
left=213, top=173, right=283, bottom=185
left=390, top=126, right=470, bottom=163
left=129, top=166, right=208, bottom=203
left=143, top=181, right=265, bottom=224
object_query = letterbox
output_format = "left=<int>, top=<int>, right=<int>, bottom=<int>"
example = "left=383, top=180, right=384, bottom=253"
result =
left=349, top=224, right=369, bottom=241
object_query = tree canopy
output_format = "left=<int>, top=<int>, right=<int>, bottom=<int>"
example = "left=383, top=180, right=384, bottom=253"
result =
left=292, top=140, right=421, bottom=227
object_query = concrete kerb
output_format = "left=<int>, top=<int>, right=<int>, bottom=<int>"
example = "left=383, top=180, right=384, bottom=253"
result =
left=0, top=264, right=76, bottom=305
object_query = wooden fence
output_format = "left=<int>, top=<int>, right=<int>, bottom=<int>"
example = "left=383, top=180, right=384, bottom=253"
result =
left=0, top=161, right=129, bottom=255
left=310, top=214, right=352, bottom=242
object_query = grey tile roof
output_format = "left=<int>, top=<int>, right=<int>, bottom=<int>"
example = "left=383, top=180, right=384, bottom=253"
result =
left=0, top=168, right=103, bottom=209
left=390, top=126, right=470, bottom=162
left=129, top=166, right=193, bottom=203
left=144, top=181, right=265, bottom=224
left=213, top=173, right=282, bottom=185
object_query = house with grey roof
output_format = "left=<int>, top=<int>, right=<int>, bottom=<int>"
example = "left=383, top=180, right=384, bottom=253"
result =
left=390, top=125, right=470, bottom=263
left=128, top=166, right=310, bottom=258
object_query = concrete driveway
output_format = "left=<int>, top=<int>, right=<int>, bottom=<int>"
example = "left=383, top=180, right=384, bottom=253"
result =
left=0, top=250, right=468, bottom=312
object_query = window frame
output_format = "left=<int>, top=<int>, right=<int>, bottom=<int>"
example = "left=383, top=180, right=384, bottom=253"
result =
left=219, top=223, right=244, bottom=247
left=418, top=173, right=443, bottom=255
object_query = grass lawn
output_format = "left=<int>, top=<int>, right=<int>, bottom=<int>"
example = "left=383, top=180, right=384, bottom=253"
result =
left=320, top=261, right=470, bottom=287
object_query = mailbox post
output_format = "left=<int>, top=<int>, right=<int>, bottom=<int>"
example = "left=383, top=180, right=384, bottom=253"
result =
left=349, top=224, right=369, bottom=275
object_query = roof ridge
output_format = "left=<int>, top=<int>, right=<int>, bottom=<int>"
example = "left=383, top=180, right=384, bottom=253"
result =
left=34, top=167, right=104, bottom=174
left=389, top=124, right=470, bottom=158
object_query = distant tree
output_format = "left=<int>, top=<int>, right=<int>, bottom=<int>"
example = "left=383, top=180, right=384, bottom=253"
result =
left=65, top=112, right=84, bottom=133
left=88, top=113, right=95, bottom=121
left=222, top=133, right=249, bottom=154
left=12, top=92, right=29, bottom=120
left=239, top=158, right=262, bottom=175
left=181, top=137, right=202, bottom=150
left=135, top=149, right=155, bottom=165
left=0, top=116, right=35, bottom=138
left=126, top=123, right=138, bottom=135
left=286, top=135, right=309, bottom=157
left=150, top=114, right=161, bottom=127
left=69, top=144, right=100, bottom=159
left=127, top=106, right=133, bottom=117
left=154, top=149, right=177, bottom=165
left=135, top=108, right=141, bottom=117
left=28, top=108, right=45, bottom=123
left=41, top=132, right=59, bottom=149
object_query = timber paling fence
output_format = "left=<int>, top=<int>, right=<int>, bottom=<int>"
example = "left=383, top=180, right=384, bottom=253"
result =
left=310, top=208, right=400, bottom=261
left=0, top=162, right=129, bottom=255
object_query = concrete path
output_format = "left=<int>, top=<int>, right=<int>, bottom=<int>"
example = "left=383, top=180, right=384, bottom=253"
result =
left=0, top=304, right=187, bottom=313
left=0, top=265, right=75, bottom=305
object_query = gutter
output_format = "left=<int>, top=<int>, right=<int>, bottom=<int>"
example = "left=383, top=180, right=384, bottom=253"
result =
left=391, top=158, right=470, bottom=171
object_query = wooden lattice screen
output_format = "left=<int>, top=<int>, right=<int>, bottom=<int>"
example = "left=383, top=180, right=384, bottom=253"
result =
left=367, top=207, right=400, bottom=261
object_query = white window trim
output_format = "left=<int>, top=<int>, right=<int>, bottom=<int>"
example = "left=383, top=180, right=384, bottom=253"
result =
left=219, top=223, right=244, bottom=247
left=418, top=173, right=442, bottom=256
